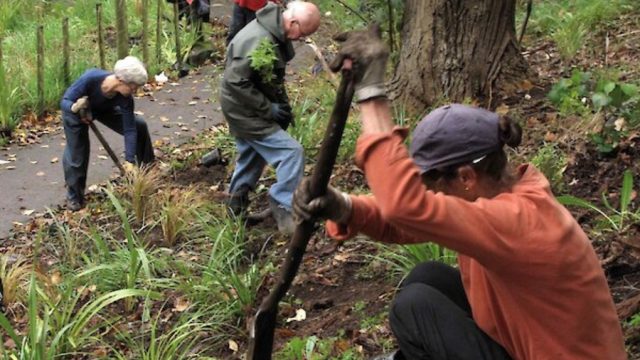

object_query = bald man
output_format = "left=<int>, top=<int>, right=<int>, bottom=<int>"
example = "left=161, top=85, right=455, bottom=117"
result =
left=219, top=1, right=321, bottom=234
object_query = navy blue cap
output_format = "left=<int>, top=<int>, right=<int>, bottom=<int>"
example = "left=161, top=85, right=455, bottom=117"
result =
left=410, top=104, right=502, bottom=174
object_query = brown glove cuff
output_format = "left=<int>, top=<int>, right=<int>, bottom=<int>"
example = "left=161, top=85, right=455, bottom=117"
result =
left=335, top=191, right=353, bottom=224
left=355, top=84, right=387, bottom=103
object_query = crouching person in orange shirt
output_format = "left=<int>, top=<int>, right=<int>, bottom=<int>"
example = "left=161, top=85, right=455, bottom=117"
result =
left=293, top=27, right=627, bottom=360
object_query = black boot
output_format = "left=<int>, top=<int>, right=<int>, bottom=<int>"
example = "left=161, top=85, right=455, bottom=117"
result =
left=268, top=197, right=295, bottom=235
left=227, top=185, right=251, bottom=216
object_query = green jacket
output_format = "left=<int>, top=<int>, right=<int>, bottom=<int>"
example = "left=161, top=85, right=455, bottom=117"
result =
left=219, top=3, right=295, bottom=139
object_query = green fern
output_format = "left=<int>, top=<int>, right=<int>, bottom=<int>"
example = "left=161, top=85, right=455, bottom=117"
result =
left=249, top=38, right=278, bottom=84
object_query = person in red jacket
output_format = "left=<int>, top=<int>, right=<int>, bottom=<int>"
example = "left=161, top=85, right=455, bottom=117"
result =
left=227, top=0, right=282, bottom=45
left=293, top=27, right=627, bottom=360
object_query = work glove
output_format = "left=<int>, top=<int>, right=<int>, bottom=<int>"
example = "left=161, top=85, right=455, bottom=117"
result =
left=71, top=96, right=89, bottom=113
left=329, top=25, right=389, bottom=103
left=293, top=177, right=352, bottom=224
left=271, top=102, right=294, bottom=129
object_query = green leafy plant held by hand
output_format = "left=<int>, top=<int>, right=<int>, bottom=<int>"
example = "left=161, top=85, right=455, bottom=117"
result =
left=249, top=38, right=278, bottom=84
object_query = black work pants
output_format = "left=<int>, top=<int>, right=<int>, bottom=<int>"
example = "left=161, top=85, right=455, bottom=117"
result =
left=389, top=261, right=512, bottom=360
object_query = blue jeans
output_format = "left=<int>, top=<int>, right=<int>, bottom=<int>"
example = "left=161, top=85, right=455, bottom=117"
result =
left=229, top=129, right=304, bottom=211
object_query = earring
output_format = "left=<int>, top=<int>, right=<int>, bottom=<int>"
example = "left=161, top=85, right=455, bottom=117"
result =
left=464, top=187, right=469, bottom=191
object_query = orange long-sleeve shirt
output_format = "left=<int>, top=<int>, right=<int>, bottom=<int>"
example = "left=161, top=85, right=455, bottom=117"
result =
left=327, top=128, right=626, bottom=359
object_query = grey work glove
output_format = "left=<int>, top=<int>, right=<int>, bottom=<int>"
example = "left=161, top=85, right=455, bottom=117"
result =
left=329, top=24, right=389, bottom=103
left=293, top=177, right=352, bottom=224
left=71, top=96, right=89, bottom=113
left=271, top=102, right=294, bottom=129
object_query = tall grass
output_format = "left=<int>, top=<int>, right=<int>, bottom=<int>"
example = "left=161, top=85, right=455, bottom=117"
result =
left=369, top=240, right=457, bottom=282
left=523, top=0, right=636, bottom=59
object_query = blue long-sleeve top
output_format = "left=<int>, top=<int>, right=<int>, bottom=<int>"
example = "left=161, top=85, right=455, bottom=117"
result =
left=61, top=69, right=137, bottom=163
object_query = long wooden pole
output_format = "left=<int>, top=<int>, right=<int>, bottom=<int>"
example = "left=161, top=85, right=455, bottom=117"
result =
left=141, top=0, right=149, bottom=65
left=156, top=0, right=162, bottom=67
left=173, top=1, right=181, bottom=70
left=247, top=71, right=355, bottom=359
left=37, top=25, right=44, bottom=119
left=62, top=17, right=70, bottom=87
left=97, top=3, right=106, bottom=68
left=115, top=0, right=129, bottom=59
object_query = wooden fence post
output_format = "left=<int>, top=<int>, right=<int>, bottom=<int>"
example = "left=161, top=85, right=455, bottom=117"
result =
left=97, top=3, right=106, bottom=68
left=173, top=1, right=181, bottom=70
left=63, top=17, right=70, bottom=87
left=115, top=0, right=129, bottom=59
left=37, top=25, right=44, bottom=119
left=142, top=0, right=149, bottom=65
left=156, top=0, right=162, bottom=67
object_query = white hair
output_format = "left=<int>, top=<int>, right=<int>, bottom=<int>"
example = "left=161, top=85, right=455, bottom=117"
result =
left=114, top=56, right=148, bottom=86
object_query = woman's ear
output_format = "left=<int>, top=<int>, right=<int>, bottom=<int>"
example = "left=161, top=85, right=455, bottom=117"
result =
left=456, top=165, right=478, bottom=191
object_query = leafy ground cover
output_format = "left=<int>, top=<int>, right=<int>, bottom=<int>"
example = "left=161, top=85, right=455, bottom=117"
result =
left=1, top=0, right=640, bottom=358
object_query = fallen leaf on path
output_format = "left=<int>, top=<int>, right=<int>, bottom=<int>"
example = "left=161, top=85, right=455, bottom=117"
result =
left=135, top=111, right=144, bottom=116
left=6, top=166, right=16, bottom=170
left=21, top=209, right=35, bottom=216
left=174, top=297, right=190, bottom=312
left=50, top=270, right=62, bottom=285
left=0, top=160, right=9, bottom=165
left=41, top=144, right=49, bottom=148
left=544, top=132, right=557, bottom=142
left=160, top=116, right=169, bottom=122
left=30, top=161, right=38, bottom=164
left=286, top=308, right=306, bottom=323
left=50, top=157, right=59, bottom=163
left=98, top=155, right=108, bottom=160
left=228, top=340, right=239, bottom=352
left=88, top=185, right=99, bottom=192
left=334, top=253, right=350, bottom=262
left=495, top=104, right=510, bottom=115
left=3, top=338, right=16, bottom=350
left=36, top=171, right=45, bottom=176
left=519, top=79, right=534, bottom=91
left=275, top=328, right=297, bottom=338
left=188, top=101, right=198, bottom=106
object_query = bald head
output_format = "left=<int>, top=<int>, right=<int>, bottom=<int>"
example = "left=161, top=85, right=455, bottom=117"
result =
left=282, top=1, right=321, bottom=40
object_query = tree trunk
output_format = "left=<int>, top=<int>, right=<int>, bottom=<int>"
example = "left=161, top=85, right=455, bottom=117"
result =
left=389, top=0, right=529, bottom=110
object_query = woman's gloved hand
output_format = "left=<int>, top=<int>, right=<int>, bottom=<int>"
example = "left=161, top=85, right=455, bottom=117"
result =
left=71, top=96, right=89, bottom=113
left=329, top=25, right=389, bottom=103
left=293, top=177, right=352, bottom=224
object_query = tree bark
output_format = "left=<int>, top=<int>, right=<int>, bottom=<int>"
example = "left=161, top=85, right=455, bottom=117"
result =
left=389, top=0, right=529, bottom=110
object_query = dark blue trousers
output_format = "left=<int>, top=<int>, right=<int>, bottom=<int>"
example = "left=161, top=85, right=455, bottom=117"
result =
left=62, top=112, right=154, bottom=203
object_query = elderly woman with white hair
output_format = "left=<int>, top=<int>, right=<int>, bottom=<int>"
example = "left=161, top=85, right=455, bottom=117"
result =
left=60, top=56, right=154, bottom=211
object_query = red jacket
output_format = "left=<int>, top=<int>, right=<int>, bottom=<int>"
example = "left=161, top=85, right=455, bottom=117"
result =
left=234, top=0, right=280, bottom=12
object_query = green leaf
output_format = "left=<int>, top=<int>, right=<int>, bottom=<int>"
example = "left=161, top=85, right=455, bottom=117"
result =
left=0, top=312, right=22, bottom=347
left=620, top=83, right=639, bottom=97
left=557, top=195, right=618, bottom=230
left=603, top=81, right=616, bottom=94
left=591, top=92, right=610, bottom=110
left=620, top=170, right=633, bottom=215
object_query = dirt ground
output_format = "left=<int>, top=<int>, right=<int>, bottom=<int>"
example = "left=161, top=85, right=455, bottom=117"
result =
left=2, top=2, right=640, bottom=359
